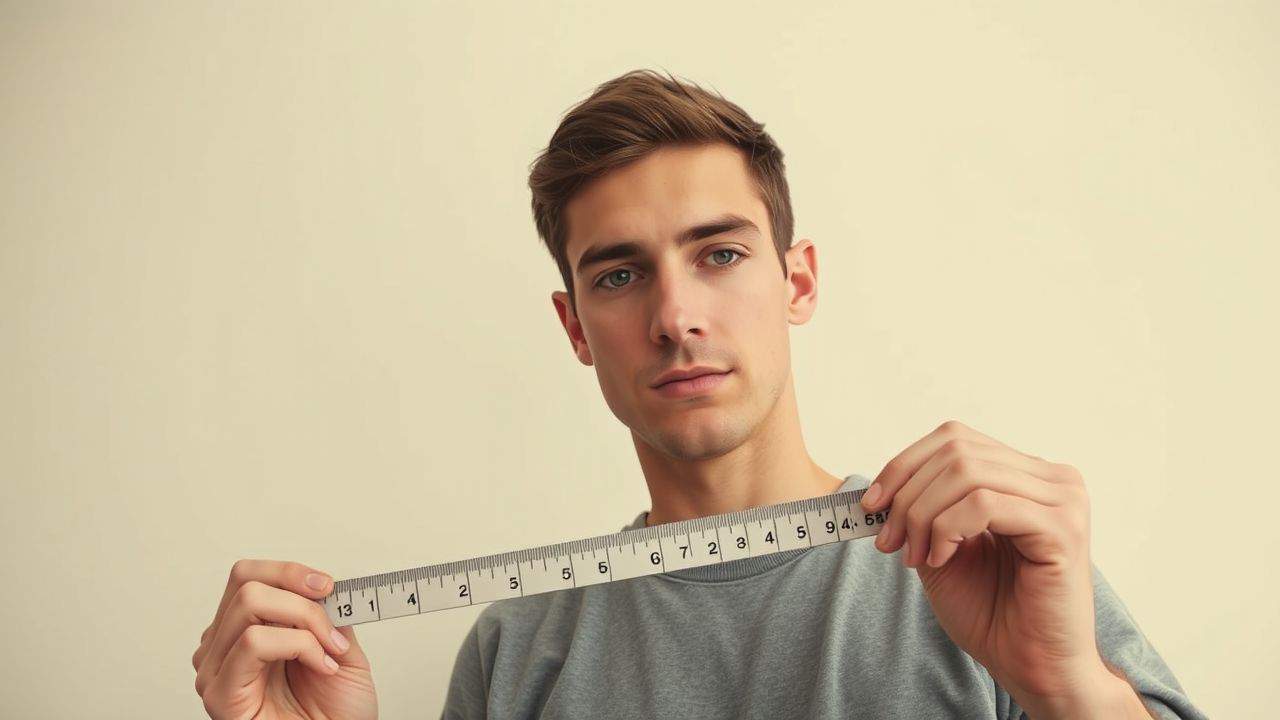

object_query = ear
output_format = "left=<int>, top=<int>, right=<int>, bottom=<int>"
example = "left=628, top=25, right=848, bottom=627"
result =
left=784, top=239, right=819, bottom=324
left=552, top=290, right=594, bottom=366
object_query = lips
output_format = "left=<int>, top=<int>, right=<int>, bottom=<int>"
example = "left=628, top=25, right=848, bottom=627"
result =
left=650, top=366, right=730, bottom=388
left=651, top=369, right=732, bottom=398
left=656, top=371, right=719, bottom=387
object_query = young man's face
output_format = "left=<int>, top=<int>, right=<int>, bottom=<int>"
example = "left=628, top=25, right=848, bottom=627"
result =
left=551, top=141, right=818, bottom=461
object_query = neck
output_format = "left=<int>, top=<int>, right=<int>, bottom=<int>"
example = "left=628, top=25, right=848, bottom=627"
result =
left=633, top=372, right=845, bottom=527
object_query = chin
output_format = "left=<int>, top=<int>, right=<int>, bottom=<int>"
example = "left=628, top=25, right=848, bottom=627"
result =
left=657, top=406, right=741, bottom=434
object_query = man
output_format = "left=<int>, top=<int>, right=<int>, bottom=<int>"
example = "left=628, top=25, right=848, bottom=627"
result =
left=191, top=69, right=1206, bottom=719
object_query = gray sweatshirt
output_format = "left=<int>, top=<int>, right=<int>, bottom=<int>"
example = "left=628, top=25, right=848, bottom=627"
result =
left=441, top=473, right=1207, bottom=719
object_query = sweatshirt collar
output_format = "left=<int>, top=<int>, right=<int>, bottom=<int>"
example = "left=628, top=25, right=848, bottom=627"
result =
left=618, top=473, right=871, bottom=583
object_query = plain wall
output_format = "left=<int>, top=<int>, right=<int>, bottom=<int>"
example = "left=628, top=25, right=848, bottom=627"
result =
left=2, top=1, right=1275, bottom=717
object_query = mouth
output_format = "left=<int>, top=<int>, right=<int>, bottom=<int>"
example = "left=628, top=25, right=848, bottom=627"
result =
left=651, top=369, right=733, bottom=398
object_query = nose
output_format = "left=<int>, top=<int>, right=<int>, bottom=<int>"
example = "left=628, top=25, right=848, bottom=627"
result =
left=648, top=263, right=709, bottom=346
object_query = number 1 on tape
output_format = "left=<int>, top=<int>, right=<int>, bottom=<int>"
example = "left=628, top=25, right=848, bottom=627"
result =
left=320, top=487, right=887, bottom=627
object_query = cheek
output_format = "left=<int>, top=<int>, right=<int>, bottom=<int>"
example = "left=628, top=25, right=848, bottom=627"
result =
left=744, top=311, right=791, bottom=387
left=586, top=325, right=643, bottom=393
left=579, top=312, right=626, bottom=359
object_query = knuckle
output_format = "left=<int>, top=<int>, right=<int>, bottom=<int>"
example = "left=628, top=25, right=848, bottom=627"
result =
left=971, top=487, right=999, bottom=513
left=949, top=453, right=978, bottom=477
left=1065, top=481, right=1090, bottom=504
left=229, top=558, right=251, bottom=585
left=285, top=560, right=309, bottom=582
left=905, top=505, right=927, bottom=535
left=1063, top=507, right=1090, bottom=543
left=194, top=667, right=209, bottom=697
left=937, top=419, right=965, bottom=435
left=941, top=437, right=968, bottom=457
left=239, top=622, right=269, bottom=652
left=1057, top=463, right=1084, bottom=485
left=311, top=602, right=333, bottom=631
left=883, top=455, right=904, bottom=474
left=234, top=579, right=267, bottom=608
left=951, top=468, right=980, bottom=497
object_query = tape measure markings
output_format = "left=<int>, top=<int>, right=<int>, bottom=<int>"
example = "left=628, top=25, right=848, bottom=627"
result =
left=321, top=487, right=886, bottom=628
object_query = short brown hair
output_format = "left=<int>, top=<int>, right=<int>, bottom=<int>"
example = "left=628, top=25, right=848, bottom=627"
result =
left=528, top=68, right=794, bottom=315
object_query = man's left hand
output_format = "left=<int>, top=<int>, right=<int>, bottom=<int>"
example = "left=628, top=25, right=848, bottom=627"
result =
left=860, top=419, right=1129, bottom=715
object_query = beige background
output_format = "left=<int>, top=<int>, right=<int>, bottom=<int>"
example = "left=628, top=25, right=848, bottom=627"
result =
left=2, top=1, right=1275, bottom=717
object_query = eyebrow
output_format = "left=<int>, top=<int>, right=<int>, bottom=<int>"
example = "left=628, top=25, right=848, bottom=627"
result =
left=574, top=213, right=762, bottom=278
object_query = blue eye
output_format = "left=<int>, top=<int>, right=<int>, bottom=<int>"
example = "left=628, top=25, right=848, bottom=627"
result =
left=597, top=268, right=635, bottom=292
left=594, top=248, right=746, bottom=293
left=708, top=248, right=739, bottom=266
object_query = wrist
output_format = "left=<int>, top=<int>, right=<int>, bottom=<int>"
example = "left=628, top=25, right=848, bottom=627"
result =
left=1017, top=666, right=1150, bottom=720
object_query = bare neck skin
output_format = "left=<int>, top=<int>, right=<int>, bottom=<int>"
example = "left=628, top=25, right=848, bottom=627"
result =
left=636, top=371, right=845, bottom=528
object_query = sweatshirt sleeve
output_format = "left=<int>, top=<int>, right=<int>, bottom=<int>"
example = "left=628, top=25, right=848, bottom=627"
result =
left=1002, top=561, right=1209, bottom=719
left=439, top=617, right=489, bottom=720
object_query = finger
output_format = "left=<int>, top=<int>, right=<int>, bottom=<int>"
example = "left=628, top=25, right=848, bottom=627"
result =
left=209, top=559, right=334, bottom=637
left=331, top=624, right=372, bottom=670
left=193, top=623, right=215, bottom=672
left=896, top=458, right=1071, bottom=564
left=878, top=451, right=1067, bottom=556
left=919, top=489, right=1078, bottom=569
left=872, top=437, right=1007, bottom=551
left=863, top=420, right=1002, bottom=512
left=202, top=625, right=337, bottom=713
left=196, top=580, right=350, bottom=697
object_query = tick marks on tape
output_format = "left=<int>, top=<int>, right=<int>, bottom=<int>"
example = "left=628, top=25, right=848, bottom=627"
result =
left=321, top=488, right=887, bottom=627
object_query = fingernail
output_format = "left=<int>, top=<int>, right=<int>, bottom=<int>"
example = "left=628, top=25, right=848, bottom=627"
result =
left=863, top=484, right=882, bottom=508
left=330, top=628, right=350, bottom=653
left=306, top=573, right=331, bottom=591
left=902, top=540, right=912, bottom=566
left=323, top=654, right=339, bottom=672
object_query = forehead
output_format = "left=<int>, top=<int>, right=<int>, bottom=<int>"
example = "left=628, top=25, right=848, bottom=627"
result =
left=564, top=142, right=768, bottom=259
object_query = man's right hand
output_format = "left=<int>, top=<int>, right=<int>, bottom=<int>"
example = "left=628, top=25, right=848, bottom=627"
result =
left=192, top=559, right=378, bottom=720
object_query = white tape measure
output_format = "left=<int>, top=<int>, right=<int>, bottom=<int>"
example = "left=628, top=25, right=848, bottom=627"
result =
left=320, top=487, right=887, bottom=628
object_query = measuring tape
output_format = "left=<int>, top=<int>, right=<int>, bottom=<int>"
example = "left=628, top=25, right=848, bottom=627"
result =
left=320, top=486, right=887, bottom=628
